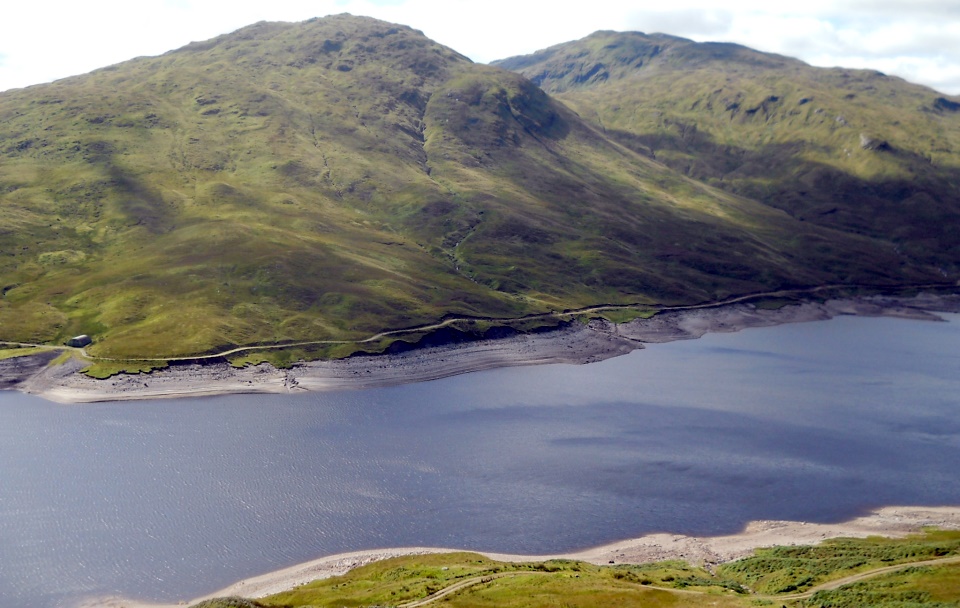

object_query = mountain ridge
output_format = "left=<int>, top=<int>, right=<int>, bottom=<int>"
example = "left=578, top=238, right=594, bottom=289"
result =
left=493, top=29, right=806, bottom=91
left=0, top=15, right=954, bottom=366
left=493, top=29, right=960, bottom=274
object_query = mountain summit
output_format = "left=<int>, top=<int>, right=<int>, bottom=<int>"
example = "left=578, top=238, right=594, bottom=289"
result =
left=0, top=16, right=954, bottom=361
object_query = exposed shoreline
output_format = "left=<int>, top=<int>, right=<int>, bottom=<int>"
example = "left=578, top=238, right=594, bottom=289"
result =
left=79, top=505, right=960, bottom=608
left=5, top=292, right=960, bottom=404
left=18, top=291, right=959, bottom=607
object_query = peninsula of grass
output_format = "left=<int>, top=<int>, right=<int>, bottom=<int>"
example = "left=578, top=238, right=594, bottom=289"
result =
left=231, top=553, right=747, bottom=608
left=188, top=530, right=960, bottom=608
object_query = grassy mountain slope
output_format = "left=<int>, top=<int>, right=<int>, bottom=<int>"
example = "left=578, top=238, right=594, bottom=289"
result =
left=495, top=30, right=960, bottom=276
left=0, top=16, right=950, bottom=360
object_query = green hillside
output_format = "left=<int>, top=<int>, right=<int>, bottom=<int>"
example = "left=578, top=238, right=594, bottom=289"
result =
left=0, top=16, right=952, bottom=362
left=187, top=531, right=960, bottom=608
left=494, top=30, right=960, bottom=275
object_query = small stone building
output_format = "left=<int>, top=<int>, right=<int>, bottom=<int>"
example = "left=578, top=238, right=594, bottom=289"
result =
left=66, top=335, right=92, bottom=348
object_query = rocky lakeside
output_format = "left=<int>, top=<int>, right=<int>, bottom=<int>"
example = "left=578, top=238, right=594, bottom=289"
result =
left=3, top=292, right=959, bottom=404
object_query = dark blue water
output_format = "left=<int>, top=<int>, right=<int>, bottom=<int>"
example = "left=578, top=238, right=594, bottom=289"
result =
left=1, top=314, right=958, bottom=607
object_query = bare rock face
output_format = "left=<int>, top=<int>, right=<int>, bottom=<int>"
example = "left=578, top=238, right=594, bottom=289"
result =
left=860, top=133, right=891, bottom=151
left=934, top=96, right=960, bottom=112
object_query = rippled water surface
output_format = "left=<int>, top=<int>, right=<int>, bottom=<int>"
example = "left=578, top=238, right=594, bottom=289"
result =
left=1, top=315, right=959, bottom=607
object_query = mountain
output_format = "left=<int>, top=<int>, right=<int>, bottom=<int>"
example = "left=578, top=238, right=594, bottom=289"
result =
left=494, top=30, right=960, bottom=274
left=0, top=16, right=953, bottom=363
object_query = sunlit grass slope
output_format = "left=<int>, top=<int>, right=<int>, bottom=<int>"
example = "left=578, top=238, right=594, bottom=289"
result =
left=189, top=531, right=960, bottom=608
left=0, top=16, right=949, bottom=359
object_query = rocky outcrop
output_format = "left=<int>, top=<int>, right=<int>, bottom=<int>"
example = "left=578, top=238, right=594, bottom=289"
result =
left=860, top=133, right=891, bottom=151
left=934, top=96, right=960, bottom=112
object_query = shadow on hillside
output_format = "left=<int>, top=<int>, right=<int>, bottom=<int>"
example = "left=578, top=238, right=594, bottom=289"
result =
left=607, top=127, right=960, bottom=268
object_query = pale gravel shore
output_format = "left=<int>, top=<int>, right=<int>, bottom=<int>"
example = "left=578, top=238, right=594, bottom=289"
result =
left=11, top=293, right=960, bottom=404
left=78, top=506, right=960, bottom=608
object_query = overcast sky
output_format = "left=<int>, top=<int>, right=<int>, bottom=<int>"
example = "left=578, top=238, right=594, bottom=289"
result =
left=1, top=0, right=958, bottom=94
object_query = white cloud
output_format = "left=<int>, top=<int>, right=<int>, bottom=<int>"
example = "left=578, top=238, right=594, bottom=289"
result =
left=0, top=0, right=958, bottom=94
left=619, top=1, right=960, bottom=94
